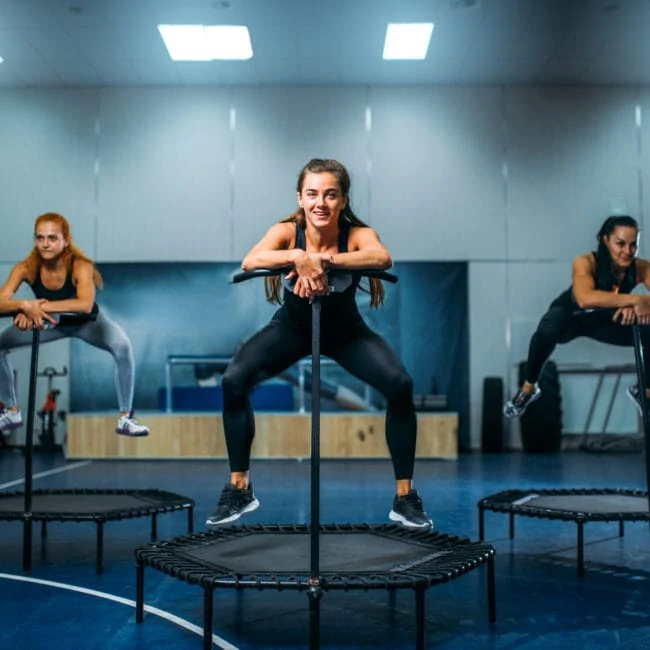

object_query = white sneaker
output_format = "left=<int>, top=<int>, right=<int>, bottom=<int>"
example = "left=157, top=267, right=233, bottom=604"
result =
left=116, top=411, right=149, bottom=437
left=0, top=407, right=23, bottom=434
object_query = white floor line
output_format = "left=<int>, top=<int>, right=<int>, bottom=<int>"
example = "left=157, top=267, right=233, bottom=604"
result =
left=0, top=460, right=93, bottom=490
left=0, top=573, right=239, bottom=650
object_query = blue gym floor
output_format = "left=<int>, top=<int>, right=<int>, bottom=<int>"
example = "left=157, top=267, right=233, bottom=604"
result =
left=1, top=448, right=650, bottom=649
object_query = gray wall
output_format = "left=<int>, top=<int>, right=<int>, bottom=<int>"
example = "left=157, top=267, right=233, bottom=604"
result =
left=2, top=85, right=649, bottom=448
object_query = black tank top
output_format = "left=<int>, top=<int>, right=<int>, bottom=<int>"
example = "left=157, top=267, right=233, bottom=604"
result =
left=30, top=268, right=99, bottom=323
left=553, top=251, right=638, bottom=310
left=276, top=221, right=363, bottom=331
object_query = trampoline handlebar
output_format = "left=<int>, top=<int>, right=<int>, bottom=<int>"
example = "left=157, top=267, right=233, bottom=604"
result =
left=231, top=267, right=398, bottom=284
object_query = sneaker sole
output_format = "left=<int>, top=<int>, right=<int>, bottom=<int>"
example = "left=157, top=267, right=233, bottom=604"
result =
left=0, top=421, right=24, bottom=432
left=115, top=429, right=150, bottom=437
left=206, top=498, right=260, bottom=526
left=389, top=510, right=433, bottom=529
left=503, top=390, right=541, bottom=419
left=627, top=388, right=644, bottom=417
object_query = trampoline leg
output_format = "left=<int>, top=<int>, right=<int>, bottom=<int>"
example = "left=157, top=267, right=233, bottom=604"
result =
left=151, top=513, right=157, bottom=540
left=96, top=522, right=104, bottom=575
left=478, top=506, right=485, bottom=541
left=619, top=521, right=625, bottom=537
left=509, top=513, right=515, bottom=539
left=414, top=585, right=426, bottom=650
left=188, top=505, right=194, bottom=533
left=135, top=561, right=144, bottom=623
left=577, top=521, right=584, bottom=577
left=487, top=554, right=497, bottom=623
left=41, top=521, right=47, bottom=538
left=23, top=517, right=33, bottom=573
left=308, top=584, right=322, bottom=650
left=203, top=587, right=214, bottom=650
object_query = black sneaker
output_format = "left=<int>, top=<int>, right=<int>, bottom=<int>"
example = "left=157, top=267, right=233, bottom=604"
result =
left=389, top=489, right=433, bottom=529
left=503, top=386, right=541, bottom=418
left=206, top=483, right=260, bottom=526
left=627, top=384, right=644, bottom=417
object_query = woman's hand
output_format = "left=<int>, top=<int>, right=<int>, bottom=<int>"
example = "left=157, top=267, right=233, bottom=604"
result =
left=285, top=252, right=330, bottom=301
left=634, top=295, right=650, bottom=324
left=19, top=299, right=57, bottom=329
left=613, top=306, right=636, bottom=326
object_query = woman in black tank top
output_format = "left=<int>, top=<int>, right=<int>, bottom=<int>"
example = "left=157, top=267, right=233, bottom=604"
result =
left=0, top=212, right=149, bottom=438
left=206, top=158, right=432, bottom=531
left=504, top=215, right=650, bottom=420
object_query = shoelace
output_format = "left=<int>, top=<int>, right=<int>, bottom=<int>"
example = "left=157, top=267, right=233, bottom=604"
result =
left=401, top=491, right=424, bottom=511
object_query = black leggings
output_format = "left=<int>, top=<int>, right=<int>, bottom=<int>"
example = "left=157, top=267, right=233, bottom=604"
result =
left=221, top=318, right=417, bottom=480
left=525, top=305, right=650, bottom=385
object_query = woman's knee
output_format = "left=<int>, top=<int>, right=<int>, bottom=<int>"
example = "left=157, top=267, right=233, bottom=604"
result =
left=383, top=371, right=414, bottom=405
left=221, top=365, right=249, bottom=401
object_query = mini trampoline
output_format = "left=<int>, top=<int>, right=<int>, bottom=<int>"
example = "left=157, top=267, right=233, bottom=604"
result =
left=135, top=269, right=497, bottom=650
left=0, top=314, right=195, bottom=574
left=480, top=309, right=650, bottom=577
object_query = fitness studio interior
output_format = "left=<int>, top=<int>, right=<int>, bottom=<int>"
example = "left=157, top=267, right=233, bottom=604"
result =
left=2, top=1, right=650, bottom=649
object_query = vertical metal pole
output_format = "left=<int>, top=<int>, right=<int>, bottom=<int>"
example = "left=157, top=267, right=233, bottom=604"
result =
left=23, top=327, right=40, bottom=573
left=631, top=322, right=650, bottom=510
left=310, top=299, right=321, bottom=578
left=308, top=298, right=322, bottom=650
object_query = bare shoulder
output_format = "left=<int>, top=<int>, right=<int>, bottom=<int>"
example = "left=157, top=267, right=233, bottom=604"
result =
left=72, top=257, right=94, bottom=278
left=261, top=221, right=295, bottom=248
left=573, top=252, right=595, bottom=273
left=635, top=257, right=650, bottom=282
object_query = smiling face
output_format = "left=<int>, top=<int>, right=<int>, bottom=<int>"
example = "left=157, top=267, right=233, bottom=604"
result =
left=603, top=225, right=639, bottom=269
left=297, top=172, right=348, bottom=230
left=34, top=220, right=69, bottom=261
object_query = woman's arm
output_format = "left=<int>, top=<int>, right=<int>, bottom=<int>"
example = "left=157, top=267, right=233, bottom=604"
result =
left=241, top=223, right=304, bottom=271
left=0, top=263, right=55, bottom=322
left=572, top=254, right=648, bottom=309
left=41, top=260, right=96, bottom=315
left=325, top=226, right=392, bottom=270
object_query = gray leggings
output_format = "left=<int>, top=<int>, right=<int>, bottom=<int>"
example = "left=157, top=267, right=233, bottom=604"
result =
left=0, top=309, right=134, bottom=412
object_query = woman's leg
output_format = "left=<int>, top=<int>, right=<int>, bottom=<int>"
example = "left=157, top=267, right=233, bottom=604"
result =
left=71, top=311, right=134, bottom=412
left=504, top=305, right=581, bottom=417
left=70, top=311, right=147, bottom=435
left=0, top=324, right=67, bottom=431
left=207, top=320, right=310, bottom=526
left=324, top=325, right=431, bottom=528
left=221, top=321, right=310, bottom=479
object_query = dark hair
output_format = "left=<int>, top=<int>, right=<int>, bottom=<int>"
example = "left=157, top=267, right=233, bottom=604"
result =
left=595, top=215, right=639, bottom=290
left=264, top=158, right=385, bottom=307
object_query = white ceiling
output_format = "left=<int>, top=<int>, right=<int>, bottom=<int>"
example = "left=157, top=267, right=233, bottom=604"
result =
left=0, top=0, right=649, bottom=87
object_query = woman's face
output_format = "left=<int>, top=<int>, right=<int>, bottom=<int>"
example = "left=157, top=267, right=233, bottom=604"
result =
left=34, top=221, right=68, bottom=261
left=298, top=172, right=347, bottom=230
left=604, top=225, right=638, bottom=268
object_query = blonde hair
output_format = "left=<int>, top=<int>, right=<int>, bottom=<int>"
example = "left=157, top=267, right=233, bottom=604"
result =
left=264, top=159, right=384, bottom=308
left=23, top=212, right=103, bottom=288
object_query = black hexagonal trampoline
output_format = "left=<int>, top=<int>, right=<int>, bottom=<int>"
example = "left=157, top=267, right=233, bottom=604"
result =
left=135, top=523, right=495, bottom=650
left=0, top=487, right=194, bottom=574
left=135, top=269, right=497, bottom=650
left=0, top=319, right=195, bottom=575
left=480, top=311, right=650, bottom=577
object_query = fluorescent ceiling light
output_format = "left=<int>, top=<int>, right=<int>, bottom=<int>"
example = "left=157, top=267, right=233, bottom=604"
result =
left=158, top=24, right=253, bottom=61
left=382, top=23, right=434, bottom=60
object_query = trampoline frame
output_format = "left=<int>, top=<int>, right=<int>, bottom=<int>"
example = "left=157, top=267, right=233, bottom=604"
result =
left=136, top=523, right=496, bottom=650
left=480, top=309, right=650, bottom=577
left=135, top=268, right=497, bottom=649
left=478, top=487, right=650, bottom=576
left=0, top=315, right=195, bottom=574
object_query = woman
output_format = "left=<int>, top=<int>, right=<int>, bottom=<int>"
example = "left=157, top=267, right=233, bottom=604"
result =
left=0, top=212, right=149, bottom=437
left=504, top=215, right=650, bottom=419
left=206, top=158, right=432, bottom=529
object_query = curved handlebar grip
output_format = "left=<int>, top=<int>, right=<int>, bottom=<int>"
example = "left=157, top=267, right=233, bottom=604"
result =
left=231, top=268, right=398, bottom=284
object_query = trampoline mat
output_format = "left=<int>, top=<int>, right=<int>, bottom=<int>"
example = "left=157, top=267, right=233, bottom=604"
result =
left=0, top=493, right=160, bottom=514
left=182, top=532, right=447, bottom=573
left=517, top=494, right=649, bottom=514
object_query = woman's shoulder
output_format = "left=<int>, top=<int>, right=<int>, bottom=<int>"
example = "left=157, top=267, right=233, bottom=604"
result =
left=573, top=252, right=595, bottom=270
